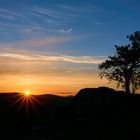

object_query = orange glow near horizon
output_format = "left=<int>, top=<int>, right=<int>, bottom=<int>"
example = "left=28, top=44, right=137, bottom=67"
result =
left=24, top=90, right=31, bottom=96
left=1, top=72, right=140, bottom=95
left=0, top=73, right=121, bottom=95
left=0, top=72, right=113, bottom=95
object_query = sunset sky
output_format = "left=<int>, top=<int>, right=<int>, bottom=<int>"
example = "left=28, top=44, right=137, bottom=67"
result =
left=0, top=0, right=140, bottom=95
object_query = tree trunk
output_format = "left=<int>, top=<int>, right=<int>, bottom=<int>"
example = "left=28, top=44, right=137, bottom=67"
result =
left=125, top=79, right=130, bottom=94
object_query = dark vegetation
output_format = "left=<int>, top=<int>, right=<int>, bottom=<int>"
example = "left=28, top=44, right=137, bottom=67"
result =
left=0, top=87, right=140, bottom=140
left=99, top=31, right=140, bottom=94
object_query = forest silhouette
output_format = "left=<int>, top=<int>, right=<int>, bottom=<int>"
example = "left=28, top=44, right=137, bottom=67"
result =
left=0, top=31, right=140, bottom=140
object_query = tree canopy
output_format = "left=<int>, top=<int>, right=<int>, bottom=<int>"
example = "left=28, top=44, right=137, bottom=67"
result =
left=99, top=31, right=140, bottom=94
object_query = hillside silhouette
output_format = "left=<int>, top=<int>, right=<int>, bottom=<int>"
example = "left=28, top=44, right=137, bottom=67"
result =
left=0, top=87, right=140, bottom=139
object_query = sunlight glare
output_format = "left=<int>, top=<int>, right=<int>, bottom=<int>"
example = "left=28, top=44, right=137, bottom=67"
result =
left=24, top=90, right=31, bottom=96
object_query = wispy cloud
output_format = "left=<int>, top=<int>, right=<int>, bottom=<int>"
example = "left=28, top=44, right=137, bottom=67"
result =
left=0, top=3, right=98, bottom=37
left=56, top=28, right=72, bottom=34
left=56, top=4, right=96, bottom=13
left=0, top=49, right=106, bottom=64
left=0, top=6, right=73, bottom=37
left=29, top=7, right=74, bottom=34
left=0, top=1, right=110, bottom=39
left=0, top=8, right=25, bottom=19
left=0, top=36, right=73, bottom=48
left=31, top=8, right=61, bottom=19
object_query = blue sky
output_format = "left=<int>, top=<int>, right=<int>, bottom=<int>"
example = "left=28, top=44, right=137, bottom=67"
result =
left=0, top=0, right=140, bottom=94
left=0, top=0, right=140, bottom=54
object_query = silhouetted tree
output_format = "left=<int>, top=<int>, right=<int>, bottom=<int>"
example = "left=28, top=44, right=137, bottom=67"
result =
left=99, top=31, right=140, bottom=94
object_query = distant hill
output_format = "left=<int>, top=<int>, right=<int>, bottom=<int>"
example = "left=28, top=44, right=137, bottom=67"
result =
left=0, top=87, right=140, bottom=140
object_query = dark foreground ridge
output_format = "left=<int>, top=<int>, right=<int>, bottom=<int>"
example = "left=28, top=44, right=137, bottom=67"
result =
left=0, top=87, right=140, bottom=140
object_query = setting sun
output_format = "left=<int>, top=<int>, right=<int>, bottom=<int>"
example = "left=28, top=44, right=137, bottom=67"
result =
left=24, top=91, right=31, bottom=96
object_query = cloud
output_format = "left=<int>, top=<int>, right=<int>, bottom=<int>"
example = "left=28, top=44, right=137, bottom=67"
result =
left=0, top=4, right=96, bottom=37
left=0, top=8, right=25, bottom=19
left=56, top=4, right=95, bottom=13
left=0, top=36, right=73, bottom=48
left=0, top=7, right=73, bottom=36
left=31, top=8, right=60, bottom=19
left=56, top=28, right=72, bottom=34
left=30, top=7, right=74, bottom=34
left=0, top=2, right=108, bottom=39
left=0, top=49, right=106, bottom=64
